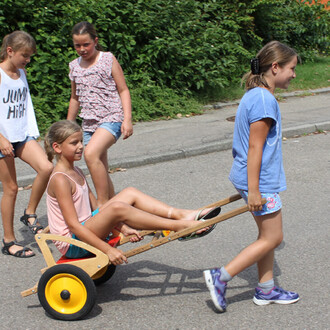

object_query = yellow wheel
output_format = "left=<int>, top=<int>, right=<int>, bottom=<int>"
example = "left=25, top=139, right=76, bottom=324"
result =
left=92, top=264, right=116, bottom=286
left=38, top=264, right=96, bottom=320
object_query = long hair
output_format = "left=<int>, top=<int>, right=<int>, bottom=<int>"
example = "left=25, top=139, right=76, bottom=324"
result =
left=71, top=21, right=103, bottom=51
left=44, top=120, right=82, bottom=162
left=243, top=41, right=298, bottom=90
left=0, top=31, right=36, bottom=62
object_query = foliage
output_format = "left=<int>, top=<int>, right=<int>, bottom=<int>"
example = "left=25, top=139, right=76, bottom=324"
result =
left=252, top=0, right=329, bottom=60
left=0, top=0, right=328, bottom=134
left=129, top=78, right=202, bottom=121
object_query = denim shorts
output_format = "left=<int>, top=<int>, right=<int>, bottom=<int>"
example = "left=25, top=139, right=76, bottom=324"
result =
left=236, top=189, right=282, bottom=216
left=0, top=136, right=35, bottom=158
left=83, top=122, right=122, bottom=146
left=65, top=208, right=99, bottom=259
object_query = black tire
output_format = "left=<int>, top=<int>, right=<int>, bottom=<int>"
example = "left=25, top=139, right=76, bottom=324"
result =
left=92, top=264, right=116, bottom=286
left=37, top=264, right=96, bottom=321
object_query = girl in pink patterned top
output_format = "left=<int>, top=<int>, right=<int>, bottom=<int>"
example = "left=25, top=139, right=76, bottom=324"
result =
left=67, top=21, right=133, bottom=206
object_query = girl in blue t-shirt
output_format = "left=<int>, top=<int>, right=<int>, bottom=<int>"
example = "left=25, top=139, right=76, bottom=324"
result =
left=204, top=41, right=300, bottom=312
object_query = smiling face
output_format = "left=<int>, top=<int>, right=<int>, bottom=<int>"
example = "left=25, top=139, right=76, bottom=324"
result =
left=72, top=33, right=98, bottom=62
left=274, top=56, right=298, bottom=90
left=55, top=131, right=84, bottom=163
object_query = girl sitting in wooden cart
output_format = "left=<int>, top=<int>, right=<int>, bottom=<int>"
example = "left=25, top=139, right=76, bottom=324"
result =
left=44, top=120, right=217, bottom=266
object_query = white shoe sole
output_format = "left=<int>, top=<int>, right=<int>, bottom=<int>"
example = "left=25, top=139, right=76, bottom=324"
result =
left=203, top=270, right=226, bottom=312
left=253, top=296, right=300, bottom=306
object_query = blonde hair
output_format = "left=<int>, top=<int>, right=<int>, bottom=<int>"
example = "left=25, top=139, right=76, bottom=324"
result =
left=243, top=41, right=298, bottom=90
left=44, top=120, right=82, bottom=162
left=0, top=31, right=36, bottom=62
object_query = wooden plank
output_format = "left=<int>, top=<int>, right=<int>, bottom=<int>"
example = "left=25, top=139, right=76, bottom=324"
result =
left=123, top=197, right=266, bottom=258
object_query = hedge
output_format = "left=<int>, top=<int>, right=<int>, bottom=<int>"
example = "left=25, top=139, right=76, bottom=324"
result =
left=0, top=0, right=328, bottom=133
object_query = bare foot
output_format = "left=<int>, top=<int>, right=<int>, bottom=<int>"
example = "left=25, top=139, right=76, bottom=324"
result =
left=179, top=218, right=211, bottom=235
left=183, top=208, right=212, bottom=221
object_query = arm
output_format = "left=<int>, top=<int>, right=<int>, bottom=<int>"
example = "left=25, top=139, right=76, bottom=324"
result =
left=67, top=80, right=80, bottom=120
left=50, top=174, right=127, bottom=265
left=0, top=133, right=14, bottom=157
left=0, top=72, right=14, bottom=157
left=111, top=56, right=133, bottom=140
left=247, top=118, right=273, bottom=212
left=88, top=185, right=98, bottom=212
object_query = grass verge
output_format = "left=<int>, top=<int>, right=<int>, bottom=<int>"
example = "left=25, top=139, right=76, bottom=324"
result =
left=200, top=55, right=330, bottom=105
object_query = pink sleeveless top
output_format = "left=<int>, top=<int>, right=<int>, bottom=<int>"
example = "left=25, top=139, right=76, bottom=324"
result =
left=46, top=167, right=92, bottom=254
left=69, top=52, right=124, bottom=132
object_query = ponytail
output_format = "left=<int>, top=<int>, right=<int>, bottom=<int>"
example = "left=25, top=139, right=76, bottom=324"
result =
left=44, top=120, right=82, bottom=161
left=243, top=41, right=298, bottom=90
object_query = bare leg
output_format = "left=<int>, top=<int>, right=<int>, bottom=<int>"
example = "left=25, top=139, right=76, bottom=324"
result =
left=0, top=158, right=34, bottom=256
left=16, top=140, right=53, bottom=231
left=84, top=128, right=116, bottom=206
left=106, top=187, right=206, bottom=221
left=224, top=210, right=283, bottom=282
left=85, top=201, right=204, bottom=239
left=255, top=211, right=282, bottom=283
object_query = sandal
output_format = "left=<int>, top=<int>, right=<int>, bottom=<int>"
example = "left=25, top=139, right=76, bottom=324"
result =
left=179, top=206, right=221, bottom=241
left=20, top=209, right=44, bottom=235
left=1, top=239, right=35, bottom=258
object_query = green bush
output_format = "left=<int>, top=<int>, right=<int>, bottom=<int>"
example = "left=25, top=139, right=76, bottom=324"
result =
left=252, top=0, right=329, bottom=60
left=0, top=0, right=328, bottom=134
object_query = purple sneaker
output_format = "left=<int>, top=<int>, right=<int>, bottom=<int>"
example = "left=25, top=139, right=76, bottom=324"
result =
left=253, top=286, right=300, bottom=306
left=203, top=268, right=227, bottom=312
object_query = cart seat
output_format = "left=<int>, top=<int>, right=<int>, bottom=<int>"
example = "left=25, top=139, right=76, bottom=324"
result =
left=56, top=235, right=121, bottom=264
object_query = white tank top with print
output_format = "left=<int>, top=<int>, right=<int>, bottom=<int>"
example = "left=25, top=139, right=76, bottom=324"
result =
left=0, top=67, right=39, bottom=142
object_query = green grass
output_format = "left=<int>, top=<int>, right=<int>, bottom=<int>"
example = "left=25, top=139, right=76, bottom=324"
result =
left=285, top=55, right=330, bottom=92
left=201, top=55, right=330, bottom=104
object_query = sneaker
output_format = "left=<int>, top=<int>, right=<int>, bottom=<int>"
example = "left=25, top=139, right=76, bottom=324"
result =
left=203, top=268, right=227, bottom=312
left=253, top=286, right=300, bottom=306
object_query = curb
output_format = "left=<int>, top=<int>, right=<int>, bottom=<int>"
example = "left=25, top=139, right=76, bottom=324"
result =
left=3, top=87, right=330, bottom=190
left=206, top=87, right=330, bottom=110
left=13, top=121, right=330, bottom=190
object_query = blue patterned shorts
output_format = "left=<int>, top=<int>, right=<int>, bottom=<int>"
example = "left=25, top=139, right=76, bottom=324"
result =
left=236, top=189, right=282, bottom=216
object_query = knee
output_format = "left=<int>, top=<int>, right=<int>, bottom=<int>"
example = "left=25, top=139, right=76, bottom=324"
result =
left=107, top=201, right=130, bottom=219
left=3, top=182, right=18, bottom=198
left=40, top=161, right=53, bottom=177
left=122, top=187, right=138, bottom=195
left=34, top=159, right=53, bottom=178
left=274, top=232, right=284, bottom=248
left=83, top=146, right=97, bottom=164
left=268, top=232, right=283, bottom=250
left=259, top=231, right=283, bottom=250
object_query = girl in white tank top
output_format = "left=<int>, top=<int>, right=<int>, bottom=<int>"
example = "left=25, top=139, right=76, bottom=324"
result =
left=0, top=31, right=53, bottom=258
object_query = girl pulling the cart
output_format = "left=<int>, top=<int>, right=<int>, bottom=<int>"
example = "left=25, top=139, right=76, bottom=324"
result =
left=204, top=41, right=300, bottom=312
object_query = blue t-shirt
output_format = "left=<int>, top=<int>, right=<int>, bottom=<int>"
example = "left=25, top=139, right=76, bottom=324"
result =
left=229, top=87, right=286, bottom=192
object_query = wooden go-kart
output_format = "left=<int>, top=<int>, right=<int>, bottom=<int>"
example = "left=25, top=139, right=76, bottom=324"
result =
left=21, top=194, right=264, bottom=321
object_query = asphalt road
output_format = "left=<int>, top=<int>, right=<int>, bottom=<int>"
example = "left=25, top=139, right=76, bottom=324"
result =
left=0, top=132, right=329, bottom=329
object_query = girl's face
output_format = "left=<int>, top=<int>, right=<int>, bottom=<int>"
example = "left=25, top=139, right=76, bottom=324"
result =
left=72, top=34, right=98, bottom=61
left=57, top=131, right=84, bottom=162
left=7, top=47, right=34, bottom=69
left=274, top=56, right=297, bottom=90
